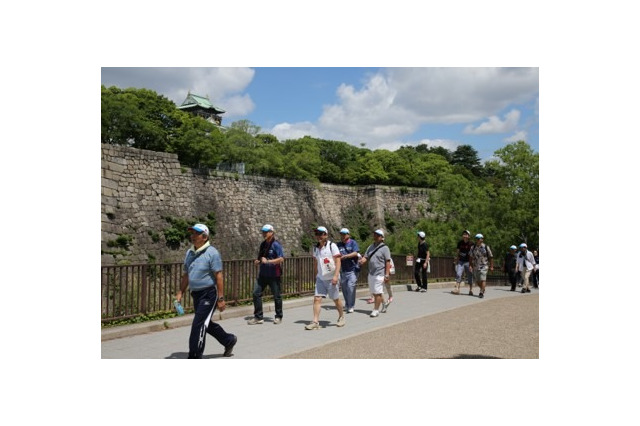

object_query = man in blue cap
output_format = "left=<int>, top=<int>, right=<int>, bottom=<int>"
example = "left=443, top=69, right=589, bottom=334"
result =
left=176, top=223, right=237, bottom=358
left=248, top=224, right=285, bottom=324
left=337, top=228, right=360, bottom=313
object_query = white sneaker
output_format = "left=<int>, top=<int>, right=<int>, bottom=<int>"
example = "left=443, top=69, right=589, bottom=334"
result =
left=336, top=316, right=346, bottom=327
left=347, top=308, right=354, bottom=313
left=370, top=310, right=379, bottom=317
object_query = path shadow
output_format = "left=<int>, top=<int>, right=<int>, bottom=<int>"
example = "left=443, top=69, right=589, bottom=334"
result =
left=449, top=354, right=502, bottom=359
left=165, top=352, right=228, bottom=359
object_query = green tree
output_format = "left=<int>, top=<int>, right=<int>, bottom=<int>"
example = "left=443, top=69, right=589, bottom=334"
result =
left=451, top=144, right=483, bottom=176
left=101, top=85, right=183, bottom=151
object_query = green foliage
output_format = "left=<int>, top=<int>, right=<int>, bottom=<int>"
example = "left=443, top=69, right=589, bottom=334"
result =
left=107, top=234, right=133, bottom=249
left=163, top=213, right=218, bottom=250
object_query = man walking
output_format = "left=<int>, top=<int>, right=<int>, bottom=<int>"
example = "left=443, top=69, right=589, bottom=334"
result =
left=359, top=229, right=392, bottom=317
left=414, top=231, right=430, bottom=292
left=248, top=224, right=285, bottom=325
left=469, top=233, right=493, bottom=298
left=176, top=223, right=237, bottom=358
left=516, top=243, right=536, bottom=294
left=452, top=230, right=473, bottom=295
left=504, top=245, right=518, bottom=291
left=305, top=226, right=346, bottom=330
left=337, top=228, right=360, bottom=314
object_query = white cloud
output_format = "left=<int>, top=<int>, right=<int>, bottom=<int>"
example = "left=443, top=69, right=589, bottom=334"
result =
left=504, top=130, right=527, bottom=143
left=267, top=67, right=538, bottom=150
left=464, top=109, right=521, bottom=134
left=269, top=122, right=318, bottom=141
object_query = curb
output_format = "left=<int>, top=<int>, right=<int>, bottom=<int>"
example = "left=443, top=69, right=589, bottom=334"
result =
left=101, top=281, right=467, bottom=341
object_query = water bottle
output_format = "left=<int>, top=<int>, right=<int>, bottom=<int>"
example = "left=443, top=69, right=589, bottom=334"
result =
left=173, top=299, right=184, bottom=316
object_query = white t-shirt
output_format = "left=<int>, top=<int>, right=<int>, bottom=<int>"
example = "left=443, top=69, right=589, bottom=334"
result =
left=313, top=241, right=341, bottom=279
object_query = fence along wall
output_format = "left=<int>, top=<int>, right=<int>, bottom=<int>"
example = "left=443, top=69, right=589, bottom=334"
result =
left=101, top=144, right=435, bottom=265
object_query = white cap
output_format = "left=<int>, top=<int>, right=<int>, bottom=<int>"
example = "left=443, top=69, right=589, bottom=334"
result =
left=475, top=233, right=484, bottom=239
left=261, top=224, right=274, bottom=232
left=315, top=226, right=328, bottom=234
left=339, top=228, right=350, bottom=234
left=417, top=231, right=426, bottom=239
left=519, top=243, right=527, bottom=248
left=374, top=229, right=385, bottom=237
left=188, top=223, right=209, bottom=236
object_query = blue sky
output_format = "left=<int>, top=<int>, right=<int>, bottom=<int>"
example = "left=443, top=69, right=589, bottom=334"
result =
left=102, top=67, right=538, bottom=161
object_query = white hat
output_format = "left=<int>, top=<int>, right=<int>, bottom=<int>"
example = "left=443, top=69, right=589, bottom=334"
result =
left=315, top=226, right=328, bottom=234
left=188, top=223, right=209, bottom=236
left=339, top=228, right=350, bottom=234
left=510, top=245, right=517, bottom=250
left=374, top=229, right=385, bottom=237
left=261, top=224, right=274, bottom=232
left=519, top=243, right=527, bottom=248
left=475, top=233, right=484, bottom=239
left=417, top=231, right=426, bottom=239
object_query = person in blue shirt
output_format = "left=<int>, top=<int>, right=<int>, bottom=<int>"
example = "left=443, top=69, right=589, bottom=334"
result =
left=337, top=228, right=360, bottom=313
left=248, top=224, right=285, bottom=325
left=176, top=223, right=237, bottom=358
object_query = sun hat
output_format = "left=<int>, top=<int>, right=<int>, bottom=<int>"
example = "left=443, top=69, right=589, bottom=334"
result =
left=188, top=223, right=209, bottom=236
left=315, top=226, right=328, bottom=234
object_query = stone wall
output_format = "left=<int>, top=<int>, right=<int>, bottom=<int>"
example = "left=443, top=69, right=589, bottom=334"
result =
left=101, top=144, right=434, bottom=265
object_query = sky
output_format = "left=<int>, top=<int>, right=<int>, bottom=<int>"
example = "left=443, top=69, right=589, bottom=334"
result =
left=101, top=67, right=538, bottom=161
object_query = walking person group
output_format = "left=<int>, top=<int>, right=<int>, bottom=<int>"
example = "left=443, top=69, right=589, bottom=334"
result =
left=174, top=222, right=537, bottom=357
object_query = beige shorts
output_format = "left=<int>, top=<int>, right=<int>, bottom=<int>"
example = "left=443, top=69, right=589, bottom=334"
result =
left=368, top=274, right=385, bottom=295
left=473, top=267, right=488, bottom=282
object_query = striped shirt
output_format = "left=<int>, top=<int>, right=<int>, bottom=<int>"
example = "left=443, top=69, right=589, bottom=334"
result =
left=183, top=242, right=223, bottom=291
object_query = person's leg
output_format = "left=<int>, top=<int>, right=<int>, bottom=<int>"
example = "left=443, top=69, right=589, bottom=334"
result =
left=269, top=277, right=284, bottom=319
left=252, top=278, right=267, bottom=320
left=454, top=262, right=463, bottom=293
left=414, top=262, right=423, bottom=290
left=421, top=264, right=428, bottom=291
left=312, top=296, right=322, bottom=322
left=188, top=288, right=215, bottom=359
left=341, top=272, right=354, bottom=310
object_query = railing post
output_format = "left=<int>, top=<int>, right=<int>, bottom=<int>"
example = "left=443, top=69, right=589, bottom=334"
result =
left=141, top=265, right=148, bottom=314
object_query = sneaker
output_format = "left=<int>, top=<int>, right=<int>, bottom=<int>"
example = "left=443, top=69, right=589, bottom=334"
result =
left=521, top=288, right=526, bottom=293
left=366, top=297, right=374, bottom=304
left=223, top=335, right=237, bottom=357
left=305, top=321, right=320, bottom=330
left=247, top=318, right=264, bottom=325
left=273, top=317, right=282, bottom=325
left=451, top=289, right=460, bottom=295
left=526, top=288, right=531, bottom=293
left=414, top=287, right=421, bottom=292
left=347, top=308, right=354, bottom=313
left=388, top=297, right=393, bottom=303
left=469, top=291, right=474, bottom=296
left=336, top=316, right=346, bottom=327
left=420, top=288, right=427, bottom=293
left=479, top=292, right=484, bottom=299
left=381, top=299, right=392, bottom=313
left=370, top=310, right=379, bottom=317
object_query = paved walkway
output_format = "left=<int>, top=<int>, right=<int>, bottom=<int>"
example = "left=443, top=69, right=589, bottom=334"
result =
left=101, top=282, right=539, bottom=359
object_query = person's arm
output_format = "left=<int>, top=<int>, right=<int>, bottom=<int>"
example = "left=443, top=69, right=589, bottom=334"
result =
left=332, top=256, right=341, bottom=285
left=176, top=272, right=189, bottom=302
left=424, top=249, right=430, bottom=269
left=215, top=271, right=226, bottom=311
left=384, top=259, right=391, bottom=282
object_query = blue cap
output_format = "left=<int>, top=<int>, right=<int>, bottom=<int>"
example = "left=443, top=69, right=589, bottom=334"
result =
left=339, top=228, right=350, bottom=234
left=519, top=243, right=527, bottom=248
left=315, top=226, right=328, bottom=234
left=261, top=224, right=274, bottom=232
left=475, top=233, right=484, bottom=239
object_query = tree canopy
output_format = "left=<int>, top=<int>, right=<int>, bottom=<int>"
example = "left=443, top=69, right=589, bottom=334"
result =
left=101, top=85, right=539, bottom=258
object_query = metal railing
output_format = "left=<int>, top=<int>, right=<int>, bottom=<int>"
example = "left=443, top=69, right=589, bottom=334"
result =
left=101, top=255, right=507, bottom=323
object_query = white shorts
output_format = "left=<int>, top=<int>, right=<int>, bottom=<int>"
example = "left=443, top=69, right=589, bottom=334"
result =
left=315, top=276, right=340, bottom=300
left=368, top=274, right=384, bottom=295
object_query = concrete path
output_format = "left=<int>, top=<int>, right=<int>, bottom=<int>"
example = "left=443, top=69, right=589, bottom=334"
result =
left=101, top=282, right=539, bottom=359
